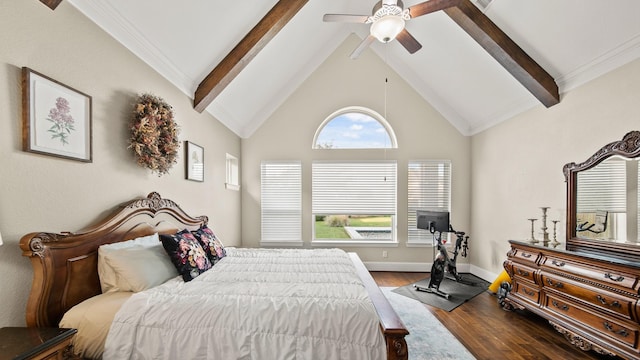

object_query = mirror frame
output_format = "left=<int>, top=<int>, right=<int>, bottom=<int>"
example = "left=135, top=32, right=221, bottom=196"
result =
left=563, top=130, right=640, bottom=261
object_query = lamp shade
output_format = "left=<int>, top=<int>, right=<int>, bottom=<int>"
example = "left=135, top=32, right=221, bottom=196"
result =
left=370, top=15, right=405, bottom=43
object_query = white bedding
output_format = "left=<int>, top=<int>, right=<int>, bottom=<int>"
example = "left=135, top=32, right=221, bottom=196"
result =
left=103, top=248, right=386, bottom=360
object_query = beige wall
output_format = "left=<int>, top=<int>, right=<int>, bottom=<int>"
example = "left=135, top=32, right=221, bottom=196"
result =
left=242, top=34, right=640, bottom=281
left=0, top=0, right=241, bottom=327
left=471, top=58, right=640, bottom=276
left=241, top=35, right=472, bottom=267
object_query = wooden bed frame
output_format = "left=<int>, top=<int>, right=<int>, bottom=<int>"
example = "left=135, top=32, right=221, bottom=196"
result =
left=19, top=192, right=408, bottom=360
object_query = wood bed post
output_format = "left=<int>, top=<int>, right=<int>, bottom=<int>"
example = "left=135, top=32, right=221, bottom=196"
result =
left=349, top=253, right=409, bottom=360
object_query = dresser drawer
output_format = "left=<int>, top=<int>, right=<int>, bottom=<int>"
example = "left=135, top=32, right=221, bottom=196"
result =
left=544, top=293, right=638, bottom=348
left=512, top=247, right=540, bottom=265
left=541, top=255, right=639, bottom=292
left=541, top=273, right=637, bottom=321
left=511, top=263, right=537, bottom=283
left=513, top=279, right=540, bottom=304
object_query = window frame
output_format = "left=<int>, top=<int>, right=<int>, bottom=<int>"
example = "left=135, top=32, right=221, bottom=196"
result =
left=312, top=106, right=398, bottom=149
left=260, top=161, right=303, bottom=247
left=311, top=160, right=398, bottom=246
left=407, top=160, right=452, bottom=246
left=225, top=153, right=240, bottom=191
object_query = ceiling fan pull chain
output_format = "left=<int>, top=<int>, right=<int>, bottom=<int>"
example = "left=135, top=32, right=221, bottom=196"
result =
left=384, top=77, right=388, bottom=119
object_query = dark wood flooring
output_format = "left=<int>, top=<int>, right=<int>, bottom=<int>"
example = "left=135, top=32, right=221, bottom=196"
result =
left=371, top=271, right=623, bottom=360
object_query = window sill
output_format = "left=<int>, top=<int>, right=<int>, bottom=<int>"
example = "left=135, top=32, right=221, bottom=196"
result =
left=260, top=240, right=303, bottom=247
left=225, top=183, right=240, bottom=191
left=406, top=242, right=437, bottom=248
left=312, top=240, right=398, bottom=247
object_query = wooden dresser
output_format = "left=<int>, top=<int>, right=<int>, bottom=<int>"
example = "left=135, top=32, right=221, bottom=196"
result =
left=503, top=240, right=640, bottom=359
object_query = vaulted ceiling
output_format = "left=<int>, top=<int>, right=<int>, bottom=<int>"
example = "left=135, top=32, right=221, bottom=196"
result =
left=60, top=0, right=640, bottom=137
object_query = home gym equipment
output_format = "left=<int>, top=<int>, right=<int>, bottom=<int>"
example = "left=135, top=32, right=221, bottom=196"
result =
left=414, top=210, right=470, bottom=299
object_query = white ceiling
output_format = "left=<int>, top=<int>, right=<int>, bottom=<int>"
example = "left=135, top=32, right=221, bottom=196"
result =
left=66, top=0, right=640, bottom=137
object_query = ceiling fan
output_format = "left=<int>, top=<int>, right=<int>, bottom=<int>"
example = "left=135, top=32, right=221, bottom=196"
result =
left=323, top=0, right=451, bottom=59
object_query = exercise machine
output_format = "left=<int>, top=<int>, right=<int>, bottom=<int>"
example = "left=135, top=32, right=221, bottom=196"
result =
left=414, top=210, right=470, bottom=299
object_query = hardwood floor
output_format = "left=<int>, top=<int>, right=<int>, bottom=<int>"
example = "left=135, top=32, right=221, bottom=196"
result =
left=371, top=272, right=622, bottom=360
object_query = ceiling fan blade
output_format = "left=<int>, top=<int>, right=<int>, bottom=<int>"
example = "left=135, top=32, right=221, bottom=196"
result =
left=396, top=29, right=422, bottom=54
left=408, top=0, right=459, bottom=18
left=350, top=35, right=376, bottom=60
left=323, top=14, right=369, bottom=23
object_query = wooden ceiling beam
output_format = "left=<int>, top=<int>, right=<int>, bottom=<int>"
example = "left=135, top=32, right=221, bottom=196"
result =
left=39, top=0, right=63, bottom=10
left=193, top=0, right=309, bottom=113
left=408, top=0, right=461, bottom=18
left=444, top=0, right=559, bottom=107
left=194, top=0, right=558, bottom=113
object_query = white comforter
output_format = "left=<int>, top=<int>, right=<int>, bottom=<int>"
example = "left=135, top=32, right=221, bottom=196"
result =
left=103, top=248, right=386, bottom=360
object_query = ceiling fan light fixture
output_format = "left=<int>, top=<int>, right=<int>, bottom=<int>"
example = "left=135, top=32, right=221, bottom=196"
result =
left=370, top=15, right=405, bottom=43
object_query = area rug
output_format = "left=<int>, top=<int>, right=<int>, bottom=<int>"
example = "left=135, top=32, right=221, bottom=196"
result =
left=382, top=287, right=476, bottom=360
left=392, top=273, right=489, bottom=312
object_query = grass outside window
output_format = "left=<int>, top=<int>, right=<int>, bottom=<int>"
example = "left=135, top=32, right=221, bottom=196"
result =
left=315, top=215, right=392, bottom=239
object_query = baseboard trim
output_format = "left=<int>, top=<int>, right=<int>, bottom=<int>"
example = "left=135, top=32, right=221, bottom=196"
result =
left=469, top=265, right=499, bottom=283
left=364, top=261, right=469, bottom=273
left=364, top=261, right=498, bottom=283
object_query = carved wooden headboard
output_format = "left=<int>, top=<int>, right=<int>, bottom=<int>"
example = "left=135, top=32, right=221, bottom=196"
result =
left=19, top=192, right=208, bottom=327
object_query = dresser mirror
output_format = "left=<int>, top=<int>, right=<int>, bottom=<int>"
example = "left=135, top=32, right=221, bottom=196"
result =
left=564, top=131, right=640, bottom=261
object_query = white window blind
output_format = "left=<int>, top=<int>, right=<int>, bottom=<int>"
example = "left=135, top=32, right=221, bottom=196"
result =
left=577, top=158, right=626, bottom=213
left=261, top=161, right=302, bottom=243
left=408, top=160, right=452, bottom=244
left=312, top=161, right=397, bottom=215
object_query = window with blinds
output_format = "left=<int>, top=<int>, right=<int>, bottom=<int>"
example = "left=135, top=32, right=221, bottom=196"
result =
left=407, top=160, right=452, bottom=244
left=312, top=161, right=396, bottom=242
left=260, top=161, right=302, bottom=246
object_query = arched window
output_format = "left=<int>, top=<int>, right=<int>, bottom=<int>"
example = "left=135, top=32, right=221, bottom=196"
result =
left=313, top=107, right=397, bottom=149
left=311, top=107, right=398, bottom=244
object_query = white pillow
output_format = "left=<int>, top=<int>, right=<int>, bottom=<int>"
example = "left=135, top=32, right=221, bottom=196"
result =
left=98, top=233, right=161, bottom=293
left=104, top=244, right=178, bottom=292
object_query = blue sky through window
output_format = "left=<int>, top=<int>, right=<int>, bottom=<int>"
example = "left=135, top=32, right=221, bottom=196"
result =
left=315, top=112, right=393, bottom=149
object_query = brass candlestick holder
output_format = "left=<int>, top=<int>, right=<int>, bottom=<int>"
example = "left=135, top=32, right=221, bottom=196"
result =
left=550, top=220, right=561, bottom=248
left=528, top=218, right=538, bottom=244
left=540, top=207, right=550, bottom=246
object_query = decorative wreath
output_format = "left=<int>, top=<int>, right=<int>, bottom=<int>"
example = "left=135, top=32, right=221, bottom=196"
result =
left=128, top=93, right=180, bottom=176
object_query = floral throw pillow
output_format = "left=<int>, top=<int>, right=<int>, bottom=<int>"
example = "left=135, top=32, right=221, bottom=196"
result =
left=192, top=225, right=226, bottom=265
left=160, top=229, right=212, bottom=282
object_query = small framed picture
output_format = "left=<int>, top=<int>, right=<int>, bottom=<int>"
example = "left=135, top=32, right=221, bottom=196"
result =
left=185, top=141, right=204, bottom=182
left=22, top=67, right=92, bottom=162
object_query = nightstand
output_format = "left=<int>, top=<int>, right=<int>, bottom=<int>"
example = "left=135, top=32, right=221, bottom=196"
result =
left=0, top=327, right=77, bottom=360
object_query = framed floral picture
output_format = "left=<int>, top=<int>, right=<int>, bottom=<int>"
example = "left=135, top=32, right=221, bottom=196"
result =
left=22, top=67, right=92, bottom=162
left=185, top=141, right=204, bottom=182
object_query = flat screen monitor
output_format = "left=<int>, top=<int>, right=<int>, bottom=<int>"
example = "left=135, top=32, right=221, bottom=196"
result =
left=416, top=210, right=450, bottom=233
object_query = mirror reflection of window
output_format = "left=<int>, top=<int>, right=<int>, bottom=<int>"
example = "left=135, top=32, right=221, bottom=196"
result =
left=576, top=157, right=639, bottom=243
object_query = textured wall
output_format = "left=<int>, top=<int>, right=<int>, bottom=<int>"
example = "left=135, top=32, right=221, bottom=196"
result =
left=471, top=58, right=640, bottom=276
left=0, top=0, right=241, bottom=327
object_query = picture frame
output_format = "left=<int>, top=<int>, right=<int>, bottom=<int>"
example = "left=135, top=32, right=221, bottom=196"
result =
left=185, top=141, right=204, bottom=182
left=22, top=67, right=92, bottom=162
